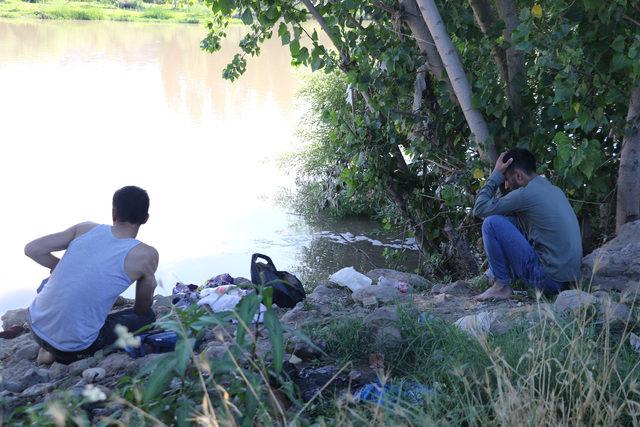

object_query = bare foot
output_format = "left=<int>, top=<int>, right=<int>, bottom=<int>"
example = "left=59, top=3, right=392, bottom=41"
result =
left=475, top=282, right=513, bottom=301
left=37, top=348, right=55, bottom=365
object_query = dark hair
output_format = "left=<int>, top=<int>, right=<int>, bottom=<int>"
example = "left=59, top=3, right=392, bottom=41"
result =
left=112, top=186, right=149, bottom=225
left=504, top=148, right=537, bottom=175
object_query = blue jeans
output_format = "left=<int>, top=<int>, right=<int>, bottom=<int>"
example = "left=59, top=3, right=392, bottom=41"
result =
left=482, top=215, right=565, bottom=293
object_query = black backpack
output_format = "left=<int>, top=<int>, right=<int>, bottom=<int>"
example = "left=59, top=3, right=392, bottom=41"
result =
left=250, top=253, right=306, bottom=308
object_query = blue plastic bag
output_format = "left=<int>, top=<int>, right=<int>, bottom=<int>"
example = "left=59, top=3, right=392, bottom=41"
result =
left=355, top=380, right=434, bottom=406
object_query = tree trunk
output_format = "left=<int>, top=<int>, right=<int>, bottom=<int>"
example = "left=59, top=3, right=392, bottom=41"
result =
left=444, top=217, right=479, bottom=277
left=616, top=86, right=640, bottom=234
left=415, top=0, right=496, bottom=163
left=495, top=0, right=525, bottom=115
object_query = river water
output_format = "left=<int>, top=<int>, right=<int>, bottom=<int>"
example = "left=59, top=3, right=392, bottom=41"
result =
left=0, top=19, right=418, bottom=319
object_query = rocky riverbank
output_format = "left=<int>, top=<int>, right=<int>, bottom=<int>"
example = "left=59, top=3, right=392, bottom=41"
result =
left=1, top=220, right=639, bottom=424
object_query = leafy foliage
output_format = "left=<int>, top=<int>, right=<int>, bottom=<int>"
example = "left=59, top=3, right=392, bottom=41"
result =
left=201, top=0, right=640, bottom=273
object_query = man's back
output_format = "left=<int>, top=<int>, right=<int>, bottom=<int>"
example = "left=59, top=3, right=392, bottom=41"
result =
left=474, top=172, right=582, bottom=283
left=515, top=176, right=583, bottom=282
left=29, top=224, right=142, bottom=351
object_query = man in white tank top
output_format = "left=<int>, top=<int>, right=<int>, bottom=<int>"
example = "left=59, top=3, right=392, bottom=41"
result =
left=25, top=186, right=159, bottom=364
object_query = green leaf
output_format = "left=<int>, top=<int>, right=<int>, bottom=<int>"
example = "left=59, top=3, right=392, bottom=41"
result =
left=277, top=22, right=287, bottom=37
left=553, top=132, right=572, bottom=163
left=263, top=310, right=284, bottom=374
left=234, top=293, right=261, bottom=346
left=175, top=337, right=196, bottom=376
left=240, top=8, right=253, bottom=25
left=289, top=38, right=300, bottom=56
left=143, top=357, right=176, bottom=403
left=611, top=35, right=625, bottom=53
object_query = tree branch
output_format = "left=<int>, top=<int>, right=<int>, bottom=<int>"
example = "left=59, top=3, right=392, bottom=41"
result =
left=468, top=0, right=510, bottom=88
left=299, top=0, right=350, bottom=68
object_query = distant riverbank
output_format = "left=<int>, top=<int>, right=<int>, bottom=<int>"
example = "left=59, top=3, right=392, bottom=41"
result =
left=0, top=0, right=234, bottom=24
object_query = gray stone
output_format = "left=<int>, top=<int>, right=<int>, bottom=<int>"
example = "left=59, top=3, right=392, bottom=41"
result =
left=205, top=343, right=228, bottom=360
left=581, top=220, right=640, bottom=293
left=82, top=367, right=106, bottom=383
left=374, top=325, right=402, bottom=346
left=364, top=306, right=398, bottom=326
left=48, top=362, right=69, bottom=379
left=15, top=343, right=40, bottom=361
left=98, top=353, right=134, bottom=376
left=1, top=308, right=29, bottom=329
left=21, top=381, right=56, bottom=398
left=3, top=381, right=23, bottom=393
left=152, top=295, right=173, bottom=316
left=597, top=297, right=633, bottom=326
left=134, top=353, right=163, bottom=370
left=113, top=296, right=135, bottom=308
left=1, top=360, right=48, bottom=393
left=0, top=333, right=36, bottom=362
left=554, top=290, right=596, bottom=315
left=366, top=269, right=428, bottom=289
left=307, top=285, right=333, bottom=304
left=352, top=285, right=399, bottom=306
left=436, top=280, right=472, bottom=297
left=234, top=277, right=253, bottom=286
left=68, top=357, right=97, bottom=375
left=292, top=340, right=324, bottom=361
left=281, top=303, right=314, bottom=325
left=288, top=354, right=303, bottom=365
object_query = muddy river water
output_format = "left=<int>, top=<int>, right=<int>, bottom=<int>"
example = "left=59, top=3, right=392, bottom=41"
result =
left=0, top=19, right=418, bottom=319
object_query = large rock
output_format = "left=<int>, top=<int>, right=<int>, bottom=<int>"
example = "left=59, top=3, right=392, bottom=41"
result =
left=595, top=294, right=634, bottom=326
left=1, top=308, right=29, bottom=329
left=0, top=333, right=35, bottom=361
left=48, top=362, right=69, bottom=380
left=433, top=280, right=472, bottom=297
left=68, top=357, right=98, bottom=375
left=21, top=381, right=57, bottom=398
left=366, top=269, right=428, bottom=290
left=152, top=295, right=173, bottom=317
left=0, top=360, right=47, bottom=393
left=82, top=367, right=106, bottom=383
left=15, top=343, right=40, bottom=361
left=364, top=306, right=398, bottom=326
left=554, top=290, right=595, bottom=315
left=582, top=220, right=640, bottom=294
left=281, top=303, right=316, bottom=326
left=352, top=285, right=399, bottom=306
left=98, top=353, right=135, bottom=377
left=307, top=284, right=351, bottom=305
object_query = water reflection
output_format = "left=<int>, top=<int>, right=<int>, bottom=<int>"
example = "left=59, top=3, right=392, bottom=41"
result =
left=0, top=20, right=417, bottom=320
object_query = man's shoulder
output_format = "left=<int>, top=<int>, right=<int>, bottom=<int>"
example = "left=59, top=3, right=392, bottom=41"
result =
left=131, top=242, right=159, bottom=260
left=126, top=243, right=159, bottom=278
left=73, top=221, right=100, bottom=238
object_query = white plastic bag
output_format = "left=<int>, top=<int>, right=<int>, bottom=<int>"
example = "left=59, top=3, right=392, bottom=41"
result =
left=329, top=267, right=372, bottom=293
left=197, top=293, right=265, bottom=323
left=198, top=293, right=242, bottom=312
left=454, top=311, right=497, bottom=337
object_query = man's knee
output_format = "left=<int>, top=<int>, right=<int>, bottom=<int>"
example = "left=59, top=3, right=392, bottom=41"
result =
left=482, top=215, right=506, bottom=235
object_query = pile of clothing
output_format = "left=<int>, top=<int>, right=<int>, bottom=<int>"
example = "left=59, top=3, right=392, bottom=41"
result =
left=171, top=274, right=266, bottom=323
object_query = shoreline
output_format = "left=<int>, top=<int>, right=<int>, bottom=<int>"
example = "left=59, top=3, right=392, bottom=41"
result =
left=0, top=0, right=242, bottom=25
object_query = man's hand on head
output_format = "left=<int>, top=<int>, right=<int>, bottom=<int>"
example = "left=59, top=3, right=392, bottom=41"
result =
left=494, top=152, right=514, bottom=175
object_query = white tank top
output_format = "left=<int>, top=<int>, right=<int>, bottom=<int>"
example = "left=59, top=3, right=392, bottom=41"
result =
left=29, top=224, right=141, bottom=351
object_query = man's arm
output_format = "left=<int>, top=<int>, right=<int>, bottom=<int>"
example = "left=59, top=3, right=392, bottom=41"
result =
left=132, top=247, right=159, bottom=315
left=24, top=222, right=96, bottom=271
left=473, top=171, right=528, bottom=218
